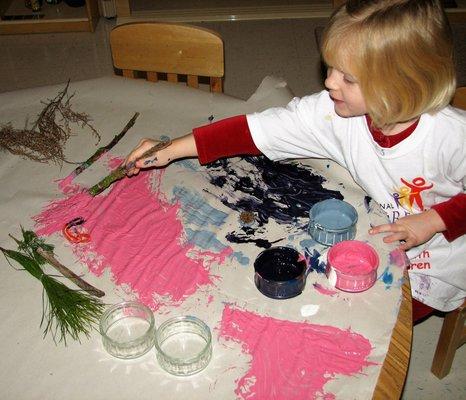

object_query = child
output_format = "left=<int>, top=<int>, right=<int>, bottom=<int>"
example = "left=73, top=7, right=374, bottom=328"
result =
left=125, top=0, right=466, bottom=321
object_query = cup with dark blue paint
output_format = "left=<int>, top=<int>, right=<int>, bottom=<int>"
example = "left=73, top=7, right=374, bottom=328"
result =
left=254, top=246, right=308, bottom=299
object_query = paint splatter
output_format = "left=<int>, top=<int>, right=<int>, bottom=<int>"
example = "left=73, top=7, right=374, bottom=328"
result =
left=313, top=283, right=338, bottom=296
left=304, top=247, right=326, bottom=274
left=34, top=165, right=231, bottom=310
left=207, top=157, right=343, bottom=226
left=389, top=249, right=409, bottom=267
left=378, top=266, right=394, bottom=288
left=206, top=156, right=344, bottom=247
left=219, top=305, right=375, bottom=400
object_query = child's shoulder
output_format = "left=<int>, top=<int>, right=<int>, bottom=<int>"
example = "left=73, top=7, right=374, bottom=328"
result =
left=432, top=106, right=466, bottom=136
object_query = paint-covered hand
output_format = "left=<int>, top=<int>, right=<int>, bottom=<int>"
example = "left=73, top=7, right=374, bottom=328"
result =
left=125, top=138, right=169, bottom=176
left=369, top=209, right=446, bottom=251
left=125, top=134, right=198, bottom=176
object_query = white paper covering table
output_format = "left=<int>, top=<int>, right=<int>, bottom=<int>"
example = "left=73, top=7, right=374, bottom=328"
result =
left=0, top=76, right=411, bottom=400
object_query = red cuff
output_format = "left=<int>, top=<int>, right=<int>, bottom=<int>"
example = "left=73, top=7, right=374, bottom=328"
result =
left=193, top=115, right=261, bottom=164
left=412, top=298, right=435, bottom=324
left=431, top=193, right=466, bottom=242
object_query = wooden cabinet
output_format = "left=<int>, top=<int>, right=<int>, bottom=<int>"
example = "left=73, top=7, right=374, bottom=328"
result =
left=114, top=0, right=465, bottom=23
left=0, top=0, right=99, bottom=34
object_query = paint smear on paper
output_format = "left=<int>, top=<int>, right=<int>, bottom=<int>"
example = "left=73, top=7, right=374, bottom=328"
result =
left=219, top=305, right=375, bottom=400
left=378, top=266, right=394, bottom=289
left=313, top=283, right=338, bottom=296
left=34, top=165, right=231, bottom=309
left=206, top=157, right=344, bottom=248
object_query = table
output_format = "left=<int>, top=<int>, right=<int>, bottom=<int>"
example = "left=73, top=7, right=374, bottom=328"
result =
left=0, top=76, right=411, bottom=400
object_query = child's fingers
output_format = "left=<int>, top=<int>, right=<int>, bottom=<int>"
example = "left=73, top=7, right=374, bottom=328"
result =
left=124, top=139, right=157, bottom=174
left=369, top=223, right=396, bottom=235
left=382, top=231, right=407, bottom=244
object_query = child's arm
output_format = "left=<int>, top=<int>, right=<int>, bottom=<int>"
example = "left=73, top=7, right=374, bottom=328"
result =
left=125, top=134, right=197, bottom=176
left=125, top=115, right=259, bottom=175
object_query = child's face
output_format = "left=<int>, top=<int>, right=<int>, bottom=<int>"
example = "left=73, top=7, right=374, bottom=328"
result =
left=325, top=67, right=367, bottom=118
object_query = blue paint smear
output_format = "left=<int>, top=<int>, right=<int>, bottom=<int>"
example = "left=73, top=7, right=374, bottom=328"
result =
left=176, top=159, right=199, bottom=171
left=184, top=228, right=229, bottom=252
left=232, top=251, right=250, bottom=266
left=299, top=238, right=317, bottom=249
left=205, top=156, right=344, bottom=248
left=378, top=266, right=394, bottom=288
left=172, top=186, right=232, bottom=254
left=172, top=186, right=228, bottom=227
left=304, top=247, right=326, bottom=274
left=364, top=195, right=373, bottom=212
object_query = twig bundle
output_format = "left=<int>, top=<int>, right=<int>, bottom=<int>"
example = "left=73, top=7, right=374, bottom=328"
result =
left=0, top=81, right=101, bottom=165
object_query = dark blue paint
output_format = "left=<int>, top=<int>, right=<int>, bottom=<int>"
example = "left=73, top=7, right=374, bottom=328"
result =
left=304, top=247, right=326, bottom=274
left=205, top=156, right=344, bottom=248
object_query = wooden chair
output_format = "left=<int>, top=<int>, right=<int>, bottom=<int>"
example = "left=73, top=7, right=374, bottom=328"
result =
left=430, top=86, right=466, bottom=379
left=109, top=22, right=224, bottom=93
left=451, top=86, right=466, bottom=110
left=431, top=300, right=466, bottom=378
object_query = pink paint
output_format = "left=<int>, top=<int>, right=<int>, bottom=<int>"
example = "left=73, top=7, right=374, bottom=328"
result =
left=327, top=241, right=378, bottom=275
left=219, top=305, right=375, bottom=400
left=313, top=283, right=338, bottom=296
left=389, top=249, right=409, bottom=268
left=327, top=241, right=379, bottom=293
left=35, top=165, right=231, bottom=309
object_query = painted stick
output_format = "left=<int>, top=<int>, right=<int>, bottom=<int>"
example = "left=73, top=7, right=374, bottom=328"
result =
left=71, top=112, right=140, bottom=178
left=36, top=247, right=105, bottom=297
left=88, top=139, right=173, bottom=196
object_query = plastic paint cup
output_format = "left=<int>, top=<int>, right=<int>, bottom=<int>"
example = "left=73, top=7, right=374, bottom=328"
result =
left=308, top=199, right=358, bottom=246
left=326, top=240, right=379, bottom=292
left=254, top=246, right=308, bottom=299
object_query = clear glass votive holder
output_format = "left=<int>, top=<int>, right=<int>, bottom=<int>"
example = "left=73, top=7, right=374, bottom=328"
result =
left=99, top=301, right=156, bottom=359
left=154, top=315, right=212, bottom=376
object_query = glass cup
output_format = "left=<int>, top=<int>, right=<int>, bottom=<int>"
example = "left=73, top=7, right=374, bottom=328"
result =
left=99, top=301, right=156, bottom=359
left=155, top=316, right=212, bottom=376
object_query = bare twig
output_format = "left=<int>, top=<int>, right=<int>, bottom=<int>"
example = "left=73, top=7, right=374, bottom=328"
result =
left=71, top=112, right=140, bottom=178
left=36, top=248, right=105, bottom=298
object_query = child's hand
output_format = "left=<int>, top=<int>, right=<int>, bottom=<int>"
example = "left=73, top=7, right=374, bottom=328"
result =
left=369, top=209, right=446, bottom=251
left=125, top=134, right=198, bottom=176
left=125, top=138, right=171, bottom=176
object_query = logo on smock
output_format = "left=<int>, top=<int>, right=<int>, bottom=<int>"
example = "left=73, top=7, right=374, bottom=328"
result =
left=392, top=177, right=433, bottom=212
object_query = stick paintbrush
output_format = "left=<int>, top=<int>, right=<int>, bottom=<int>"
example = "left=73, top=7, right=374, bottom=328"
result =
left=88, top=139, right=172, bottom=196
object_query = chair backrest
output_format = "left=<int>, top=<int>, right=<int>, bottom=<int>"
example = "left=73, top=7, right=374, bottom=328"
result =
left=452, top=87, right=466, bottom=110
left=110, top=22, right=224, bottom=93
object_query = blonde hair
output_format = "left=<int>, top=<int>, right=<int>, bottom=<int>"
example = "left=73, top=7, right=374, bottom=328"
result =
left=321, top=0, right=456, bottom=128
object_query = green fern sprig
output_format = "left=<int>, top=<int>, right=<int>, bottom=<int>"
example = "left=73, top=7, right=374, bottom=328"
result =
left=1, top=228, right=105, bottom=345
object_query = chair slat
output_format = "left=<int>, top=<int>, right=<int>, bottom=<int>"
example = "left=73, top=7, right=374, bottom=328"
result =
left=147, top=71, right=158, bottom=82
left=122, top=69, right=136, bottom=79
left=167, top=73, right=178, bottom=84
left=187, top=75, right=199, bottom=89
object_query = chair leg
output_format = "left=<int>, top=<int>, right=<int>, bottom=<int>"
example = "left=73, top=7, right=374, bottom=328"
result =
left=210, top=77, right=222, bottom=93
left=431, top=306, right=466, bottom=378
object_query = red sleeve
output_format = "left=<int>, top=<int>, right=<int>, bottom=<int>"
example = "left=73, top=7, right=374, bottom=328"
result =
left=193, top=115, right=261, bottom=164
left=431, top=193, right=466, bottom=242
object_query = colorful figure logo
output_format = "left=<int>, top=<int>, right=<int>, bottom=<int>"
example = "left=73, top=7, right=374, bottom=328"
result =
left=393, top=177, right=433, bottom=212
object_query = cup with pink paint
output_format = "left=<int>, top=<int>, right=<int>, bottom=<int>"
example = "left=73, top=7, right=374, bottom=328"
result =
left=326, top=240, right=379, bottom=292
